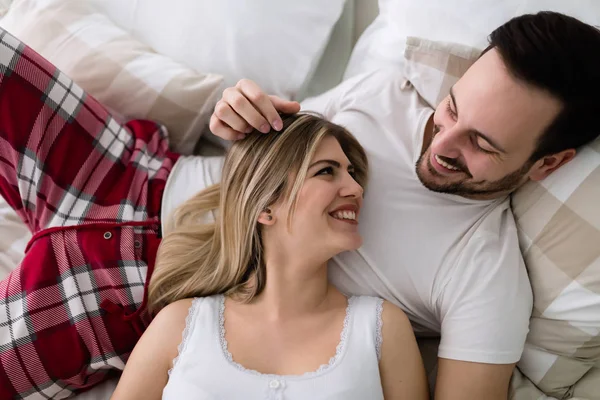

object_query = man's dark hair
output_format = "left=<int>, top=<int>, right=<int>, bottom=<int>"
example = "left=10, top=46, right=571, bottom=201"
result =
left=483, top=11, right=600, bottom=161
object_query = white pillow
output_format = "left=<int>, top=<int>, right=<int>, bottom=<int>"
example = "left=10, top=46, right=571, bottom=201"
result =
left=1, top=0, right=225, bottom=155
left=88, top=0, right=347, bottom=100
left=344, top=0, right=600, bottom=79
left=0, top=0, right=11, bottom=17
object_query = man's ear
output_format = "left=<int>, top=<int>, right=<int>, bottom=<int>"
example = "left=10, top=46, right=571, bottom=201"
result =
left=529, top=149, right=576, bottom=181
left=257, top=208, right=276, bottom=226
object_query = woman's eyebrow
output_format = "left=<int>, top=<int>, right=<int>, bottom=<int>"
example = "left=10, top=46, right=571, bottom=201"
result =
left=309, top=159, right=340, bottom=169
left=308, top=159, right=355, bottom=170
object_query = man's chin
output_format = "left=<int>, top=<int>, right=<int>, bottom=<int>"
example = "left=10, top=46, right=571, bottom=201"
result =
left=415, top=161, right=469, bottom=195
left=416, top=159, right=446, bottom=191
left=417, top=176, right=454, bottom=194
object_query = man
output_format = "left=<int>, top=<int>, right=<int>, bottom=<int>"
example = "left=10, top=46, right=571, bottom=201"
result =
left=0, top=10, right=598, bottom=400
left=207, top=12, right=600, bottom=399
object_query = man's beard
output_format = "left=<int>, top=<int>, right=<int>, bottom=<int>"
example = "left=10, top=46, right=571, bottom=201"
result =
left=415, top=149, right=533, bottom=199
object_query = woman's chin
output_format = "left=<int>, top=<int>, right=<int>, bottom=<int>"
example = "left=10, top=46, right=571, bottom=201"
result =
left=310, top=233, right=363, bottom=260
left=335, top=234, right=363, bottom=253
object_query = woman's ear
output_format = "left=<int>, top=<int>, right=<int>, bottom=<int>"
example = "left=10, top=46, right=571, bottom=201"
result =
left=258, top=208, right=276, bottom=225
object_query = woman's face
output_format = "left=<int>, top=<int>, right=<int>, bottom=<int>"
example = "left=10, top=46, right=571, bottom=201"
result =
left=270, top=136, right=364, bottom=259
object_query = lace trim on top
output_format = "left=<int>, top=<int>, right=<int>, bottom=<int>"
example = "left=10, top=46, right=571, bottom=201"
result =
left=168, top=298, right=201, bottom=376
left=375, top=298, right=384, bottom=360
left=218, top=294, right=356, bottom=379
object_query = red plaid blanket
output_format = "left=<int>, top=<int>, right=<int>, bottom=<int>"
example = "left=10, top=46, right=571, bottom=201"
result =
left=0, top=28, right=178, bottom=398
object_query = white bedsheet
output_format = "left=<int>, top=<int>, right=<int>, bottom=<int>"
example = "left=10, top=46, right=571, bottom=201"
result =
left=0, top=196, right=29, bottom=280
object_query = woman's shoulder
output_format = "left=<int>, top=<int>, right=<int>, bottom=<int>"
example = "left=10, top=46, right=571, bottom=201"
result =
left=351, top=296, right=409, bottom=322
left=377, top=300, right=416, bottom=356
left=155, top=295, right=222, bottom=324
left=154, top=298, right=196, bottom=323
left=351, top=297, right=411, bottom=336
left=146, top=297, right=221, bottom=362
left=147, top=299, right=197, bottom=350
left=380, top=300, right=410, bottom=326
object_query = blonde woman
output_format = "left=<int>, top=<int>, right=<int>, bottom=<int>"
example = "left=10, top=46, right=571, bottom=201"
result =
left=111, top=114, right=428, bottom=400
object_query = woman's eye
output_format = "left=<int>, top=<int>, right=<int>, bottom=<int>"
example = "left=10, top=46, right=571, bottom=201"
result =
left=446, top=98, right=457, bottom=120
left=316, top=166, right=334, bottom=176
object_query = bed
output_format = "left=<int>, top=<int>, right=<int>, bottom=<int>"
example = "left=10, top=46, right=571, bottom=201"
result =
left=1, top=1, right=599, bottom=399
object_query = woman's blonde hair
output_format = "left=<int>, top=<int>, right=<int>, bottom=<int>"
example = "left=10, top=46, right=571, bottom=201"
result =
left=148, top=113, right=368, bottom=313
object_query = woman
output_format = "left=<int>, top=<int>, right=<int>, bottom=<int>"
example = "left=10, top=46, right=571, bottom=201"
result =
left=111, top=114, right=428, bottom=399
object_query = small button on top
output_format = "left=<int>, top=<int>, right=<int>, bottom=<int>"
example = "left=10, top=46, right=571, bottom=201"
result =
left=269, top=380, right=280, bottom=389
left=103, top=232, right=112, bottom=240
left=134, top=240, right=142, bottom=249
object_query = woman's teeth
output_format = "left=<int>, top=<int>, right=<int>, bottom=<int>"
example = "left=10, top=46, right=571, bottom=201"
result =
left=435, top=154, right=460, bottom=171
left=332, top=210, right=356, bottom=221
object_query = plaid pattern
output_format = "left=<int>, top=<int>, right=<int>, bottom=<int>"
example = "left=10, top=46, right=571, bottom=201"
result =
left=404, top=36, right=600, bottom=400
left=0, top=27, right=178, bottom=399
left=512, top=141, right=600, bottom=399
left=403, top=37, right=482, bottom=109
left=1, top=0, right=223, bottom=155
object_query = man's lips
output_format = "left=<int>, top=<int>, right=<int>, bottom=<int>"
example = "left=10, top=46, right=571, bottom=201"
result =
left=430, top=153, right=471, bottom=177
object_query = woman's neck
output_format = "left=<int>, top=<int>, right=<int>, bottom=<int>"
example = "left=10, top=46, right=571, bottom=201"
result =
left=247, top=252, right=335, bottom=321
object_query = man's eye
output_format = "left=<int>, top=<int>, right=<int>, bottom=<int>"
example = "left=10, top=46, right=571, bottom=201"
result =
left=473, top=138, right=496, bottom=155
left=316, top=167, right=334, bottom=176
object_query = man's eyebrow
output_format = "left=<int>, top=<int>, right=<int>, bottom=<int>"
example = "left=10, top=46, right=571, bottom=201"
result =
left=450, top=86, right=507, bottom=154
left=308, top=159, right=354, bottom=170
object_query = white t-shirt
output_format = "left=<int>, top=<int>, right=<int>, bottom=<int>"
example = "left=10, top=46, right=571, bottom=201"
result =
left=161, top=68, right=533, bottom=364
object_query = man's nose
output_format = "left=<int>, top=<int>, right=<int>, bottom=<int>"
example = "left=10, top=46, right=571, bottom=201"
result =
left=431, top=126, right=466, bottom=159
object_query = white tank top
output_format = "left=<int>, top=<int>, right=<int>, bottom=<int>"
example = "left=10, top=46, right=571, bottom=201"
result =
left=163, top=295, right=385, bottom=400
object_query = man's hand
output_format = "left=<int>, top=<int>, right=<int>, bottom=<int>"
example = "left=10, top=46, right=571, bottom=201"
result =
left=209, top=79, right=301, bottom=141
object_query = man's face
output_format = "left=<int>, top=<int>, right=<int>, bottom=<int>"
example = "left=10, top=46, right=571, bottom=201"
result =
left=416, top=48, right=563, bottom=200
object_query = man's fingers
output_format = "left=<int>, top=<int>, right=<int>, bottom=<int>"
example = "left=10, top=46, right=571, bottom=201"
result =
left=269, top=95, right=301, bottom=115
left=209, top=114, right=246, bottom=141
left=214, top=79, right=301, bottom=140
left=213, top=101, right=252, bottom=133
left=236, top=79, right=282, bottom=132
left=224, top=85, right=271, bottom=133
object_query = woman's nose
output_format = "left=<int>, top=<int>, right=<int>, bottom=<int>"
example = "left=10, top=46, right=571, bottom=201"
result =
left=340, top=173, right=364, bottom=198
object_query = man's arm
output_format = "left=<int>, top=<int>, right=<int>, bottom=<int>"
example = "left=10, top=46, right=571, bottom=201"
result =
left=435, top=359, right=515, bottom=400
left=434, top=214, right=532, bottom=399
